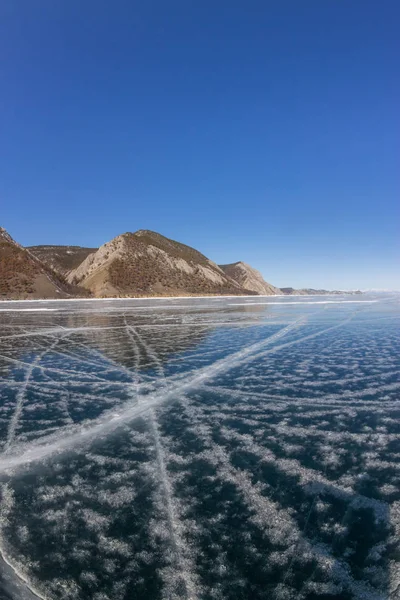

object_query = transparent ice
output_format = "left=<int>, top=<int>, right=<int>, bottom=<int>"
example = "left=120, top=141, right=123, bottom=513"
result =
left=0, top=295, right=398, bottom=600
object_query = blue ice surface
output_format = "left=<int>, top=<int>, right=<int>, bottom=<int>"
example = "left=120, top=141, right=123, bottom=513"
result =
left=0, top=293, right=398, bottom=600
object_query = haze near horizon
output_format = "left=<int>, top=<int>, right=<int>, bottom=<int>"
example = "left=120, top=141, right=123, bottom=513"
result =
left=1, top=1, right=398, bottom=290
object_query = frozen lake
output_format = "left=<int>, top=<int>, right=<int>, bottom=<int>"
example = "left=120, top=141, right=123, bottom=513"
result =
left=0, top=295, right=398, bottom=600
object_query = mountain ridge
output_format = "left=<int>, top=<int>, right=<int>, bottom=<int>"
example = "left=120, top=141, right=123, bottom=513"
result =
left=0, top=226, right=361, bottom=300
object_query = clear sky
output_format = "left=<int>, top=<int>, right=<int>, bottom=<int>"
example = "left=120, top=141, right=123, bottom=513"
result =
left=1, top=1, right=398, bottom=290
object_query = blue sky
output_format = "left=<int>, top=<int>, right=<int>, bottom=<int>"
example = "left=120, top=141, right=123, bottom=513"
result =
left=1, top=1, right=398, bottom=289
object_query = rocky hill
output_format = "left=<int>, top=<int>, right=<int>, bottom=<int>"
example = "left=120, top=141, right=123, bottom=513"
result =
left=1, top=226, right=358, bottom=300
left=0, top=228, right=90, bottom=299
left=28, top=245, right=97, bottom=276
left=219, top=262, right=281, bottom=295
left=67, top=230, right=256, bottom=297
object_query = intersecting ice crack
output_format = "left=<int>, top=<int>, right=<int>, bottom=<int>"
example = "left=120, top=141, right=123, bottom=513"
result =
left=0, top=314, right=309, bottom=471
left=0, top=297, right=398, bottom=600
left=3, top=334, right=70, bottom=455
left=0, top=310, right=376, bottom=472
left=124, top=316, right=199, bottom=598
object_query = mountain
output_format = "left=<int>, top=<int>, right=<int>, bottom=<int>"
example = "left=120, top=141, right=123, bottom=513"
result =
left=28, top=245, right=97, bottom=277
left=219, top=262, right=281, bottom=295
left=280, top=287, right=362, bottom=295
left=0, top=227, right=91, bottom=299
left=280, top=287, right=312, bottom=295
left=67, top=230, right=256, bottom=297
left=1, top=226, right=360, bottom=300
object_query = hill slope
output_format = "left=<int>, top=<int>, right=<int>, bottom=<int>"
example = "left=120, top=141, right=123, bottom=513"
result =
left=68, top=230, right=256, bottom=297
left=219, top=262, right=281, bottom=295
left=0, top=228, right=90, bottom=300
left=28, top=245, right=97, bottom=276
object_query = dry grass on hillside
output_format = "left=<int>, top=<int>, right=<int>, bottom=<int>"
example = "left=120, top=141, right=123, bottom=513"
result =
left=130, top=231, right=211, bottom=267
left=108, top=255, right=255, bottom=296
left=29, top=245, right=97, bottom=274
left=0, top=242, right=40, bottom=296
left=0, top=241, right=92, bottom=299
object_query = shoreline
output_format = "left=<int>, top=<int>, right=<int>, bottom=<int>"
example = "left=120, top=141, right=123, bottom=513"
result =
left=0, top=292, right=364, bottom=303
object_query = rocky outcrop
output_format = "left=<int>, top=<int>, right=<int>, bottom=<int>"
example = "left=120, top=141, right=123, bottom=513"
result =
left=219, top=262, right=281, bottom=295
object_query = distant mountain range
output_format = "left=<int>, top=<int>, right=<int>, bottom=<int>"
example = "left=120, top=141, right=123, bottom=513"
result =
left=279, top=287, right=362, bottom=296
left=0, top=226, right=361, bottom=299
